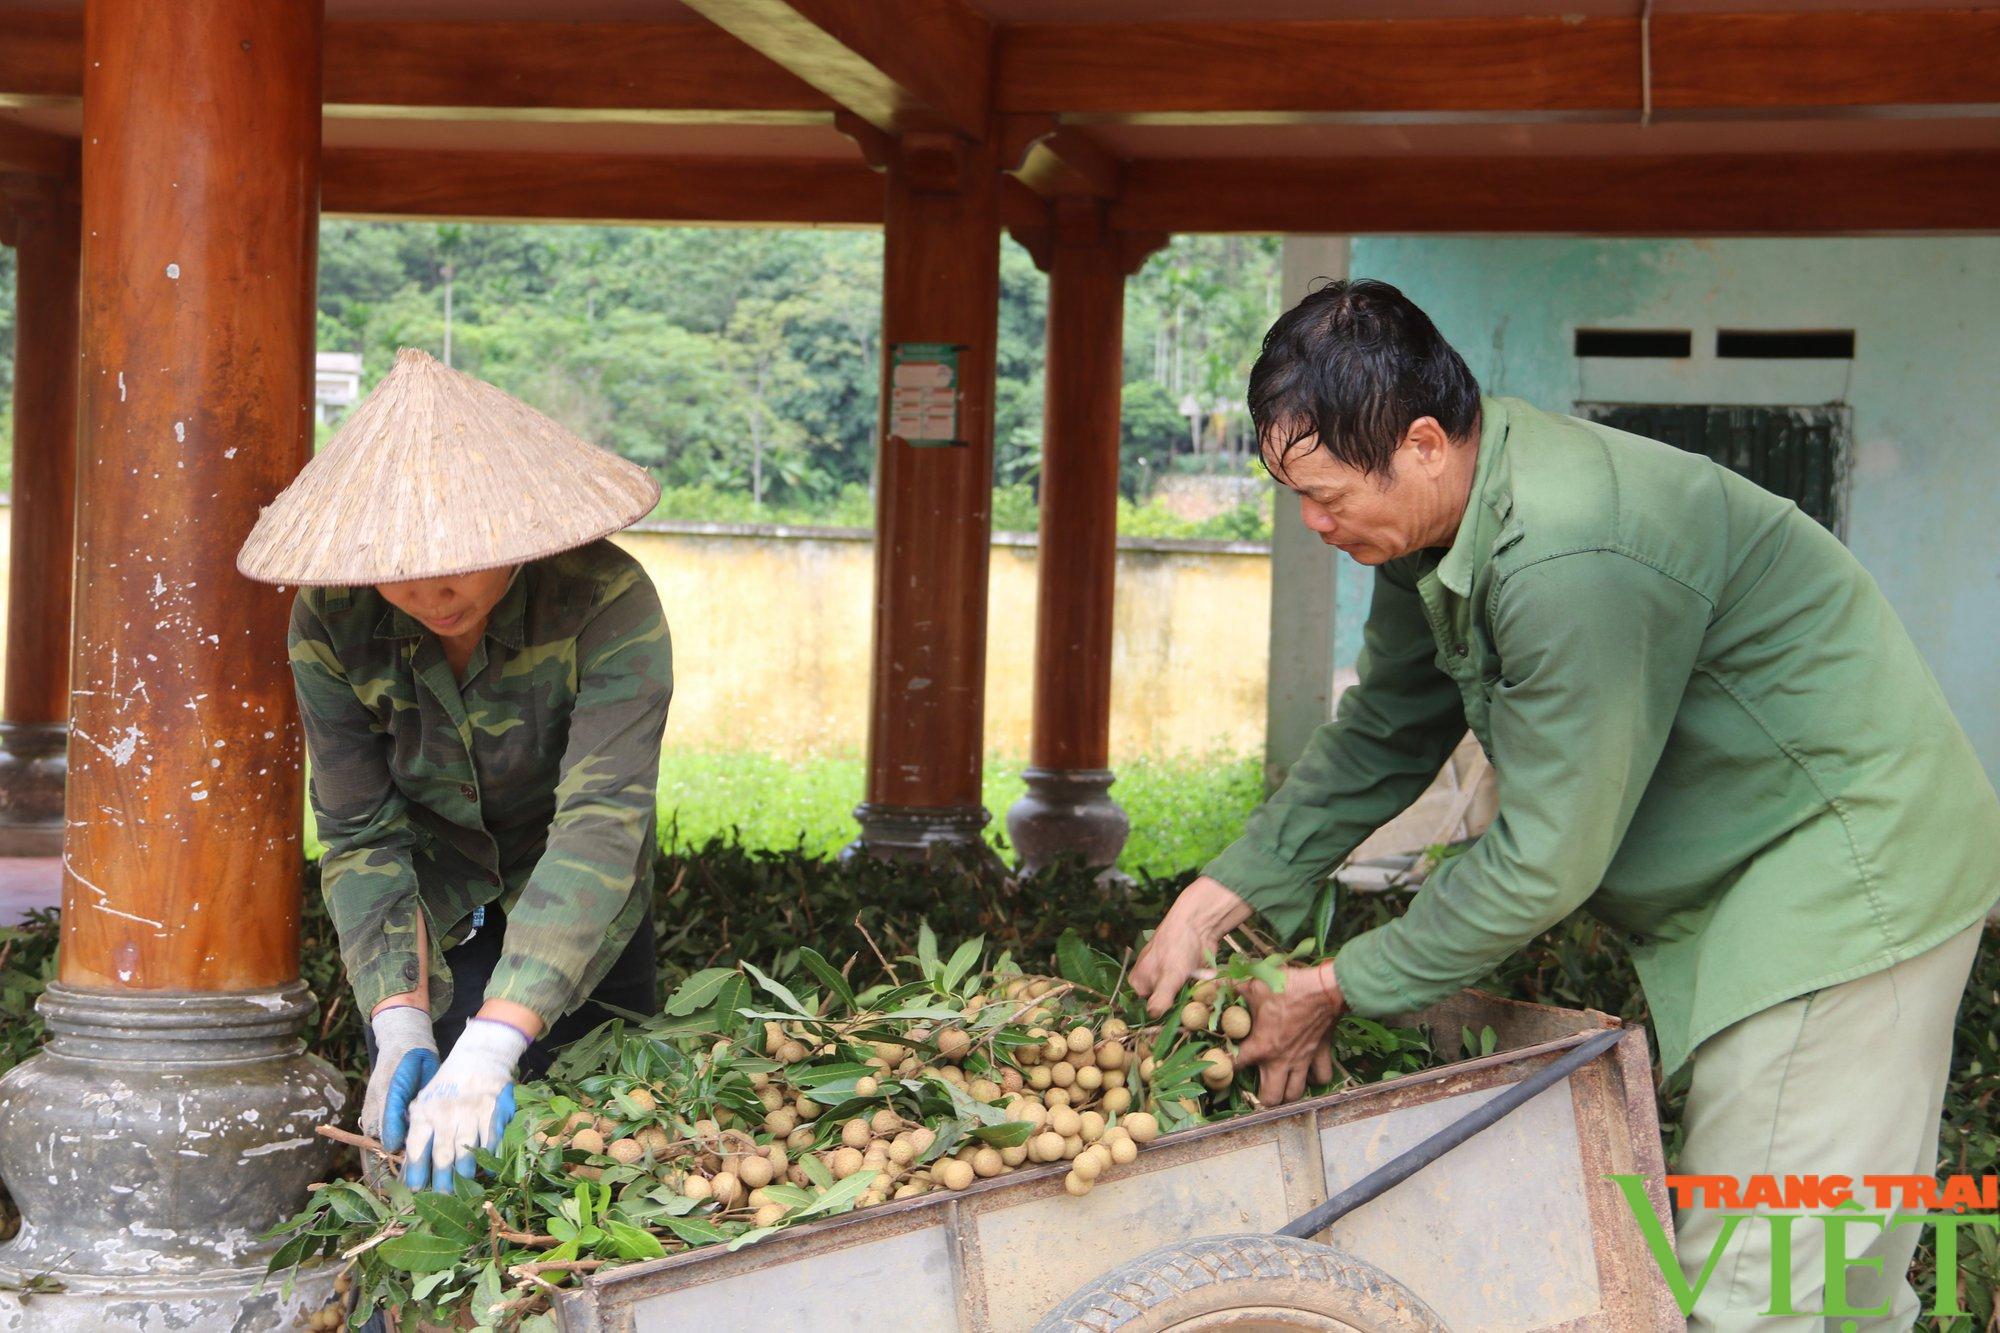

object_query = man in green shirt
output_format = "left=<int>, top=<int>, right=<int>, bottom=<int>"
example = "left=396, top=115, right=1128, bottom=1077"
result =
left=1132, top=280, right=1999, bottom=1328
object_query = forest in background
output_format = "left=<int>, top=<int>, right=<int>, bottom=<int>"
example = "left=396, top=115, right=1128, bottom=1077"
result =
left=0, top=223, right=1284, bottom=539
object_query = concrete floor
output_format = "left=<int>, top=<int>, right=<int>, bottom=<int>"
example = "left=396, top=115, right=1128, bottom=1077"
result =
left=0, top=856, right=61, bottom=923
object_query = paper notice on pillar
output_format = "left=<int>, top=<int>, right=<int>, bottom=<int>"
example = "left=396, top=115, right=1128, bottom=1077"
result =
left=889, top=343, right=965, bottom=447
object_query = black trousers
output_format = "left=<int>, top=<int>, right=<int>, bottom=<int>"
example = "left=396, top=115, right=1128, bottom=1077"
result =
left=363, top=905, right=657, bottom=1080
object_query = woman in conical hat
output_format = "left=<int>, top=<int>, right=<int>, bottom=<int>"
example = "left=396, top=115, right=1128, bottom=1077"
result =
left=240, top=348, right=671, bottom=1193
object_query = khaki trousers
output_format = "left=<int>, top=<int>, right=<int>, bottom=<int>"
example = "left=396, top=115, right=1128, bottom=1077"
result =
left=1674, top=922, right=1984, bottom=1331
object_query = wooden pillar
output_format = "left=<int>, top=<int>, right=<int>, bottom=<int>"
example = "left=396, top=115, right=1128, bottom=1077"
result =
left=851, top=131, right=1003, bottom=860
left=0, top=168, right=79, bottom=857
left=0, top=2, right=343, bottom=1319
left=1265, top=235, right=1350, bottom=790
left=1004, top=201, right=1151, bottom=873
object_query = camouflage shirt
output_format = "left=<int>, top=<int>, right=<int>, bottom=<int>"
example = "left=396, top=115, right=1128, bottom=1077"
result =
left=289, top=541, right=672, bottom=1026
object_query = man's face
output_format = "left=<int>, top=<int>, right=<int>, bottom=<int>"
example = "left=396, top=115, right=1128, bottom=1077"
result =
left=1263, top=417, right=1472, bottom=566
left=377, top=566, right=516, bottom=642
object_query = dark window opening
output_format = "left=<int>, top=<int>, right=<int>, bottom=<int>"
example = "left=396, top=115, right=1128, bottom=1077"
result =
left=1577, top=402, right=1850, bottom=535
left=1716, top=330, right=1855, bottom=360
left=1574, top=329, right=1692, bottom=358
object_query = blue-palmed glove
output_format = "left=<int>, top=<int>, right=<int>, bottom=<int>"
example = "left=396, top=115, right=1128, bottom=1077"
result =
left=403, top=1016, right=530, bottom=1192
left=362, top=1004, right=439, bottom=1154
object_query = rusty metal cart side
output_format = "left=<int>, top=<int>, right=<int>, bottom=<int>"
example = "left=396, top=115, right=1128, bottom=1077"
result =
left=555, top=990, right=1683, bottom=1333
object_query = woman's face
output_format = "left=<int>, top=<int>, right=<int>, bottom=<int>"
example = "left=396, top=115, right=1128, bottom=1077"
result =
left=376, top=566, right=517, bottom=644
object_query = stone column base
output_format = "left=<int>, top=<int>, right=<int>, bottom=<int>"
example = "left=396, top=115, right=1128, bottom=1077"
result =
left=845, top=802, right=1003, bottom=872
left=0, top=723, right=66, bottom=859
left=0, top=981, right=347, bottom=1331
left=1005, top=767, right=1130, bottom=876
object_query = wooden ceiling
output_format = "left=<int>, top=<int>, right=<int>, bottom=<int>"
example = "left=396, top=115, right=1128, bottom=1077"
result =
left=1, top=1, right=1996, bottom=234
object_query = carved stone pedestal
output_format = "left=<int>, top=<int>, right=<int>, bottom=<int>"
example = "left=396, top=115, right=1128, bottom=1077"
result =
left=1005, top=767, right=1130, bottom=876
left=0, top=982, right=346, bottom=1331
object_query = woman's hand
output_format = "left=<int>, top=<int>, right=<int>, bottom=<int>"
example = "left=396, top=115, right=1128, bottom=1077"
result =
left=363, top=1004, right=438, bottom=1151
left=1130, top=877, right=1254, bottom=1017
left=402, top=1017, right=530, bottom=1192
left=1236, top=961, right=1347, bottom=1106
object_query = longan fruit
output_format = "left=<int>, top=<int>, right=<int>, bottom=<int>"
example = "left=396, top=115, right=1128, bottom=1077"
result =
left=841, top=1118, right=872, bottom=1149
left=1139, top=1056, right=1156, bottom=1080
left=787, top=1164, right=812, bottom=1187
left=753, top=1203, right=788, bottom=1227
left=1042, top=1086, right=1069, bottom=1108
left=794, top=1097, right=824, bottom=1122
left=765, top=1143, right=789, bottom=1170
left=1050, top=1062, right=1077, bottom=1089
left=907, top=1126, right=937, bottom=1154
left=937, top=1066, right=968, bottom=1088
left=1123, top=1112, right=1161, bottom=1144
left=971, top=1147, right=1005, bottom=1178
left=870, top=1107, right=902, bottom=1135
left=711, top=1171, right=744, bottom=1207
left=636, top=1125, right=673, bottom=1156
left=1101, top=1018, right=1130, bottom=1040
left=1199, top=1050, right=1235, bottom=1090
left=561, top=1111, right=595, bottom=1135
left=1109, top=1136, right=1139, bottom=1166
left=1042, top=1035, right=1068, bottom=1064
left=1095, top=1042, right=1128, bottom=1072
left=830, top=1147, right=865, bottom=1180
left=1078, top=1111, right=1106, bottom=1143
left=625, top=1087, right=658, bottom=1113
left=738, top=1155, right=775, bottom=1188
left=571, top=1128, right=606, bottom=1156
left=1181, top=1001, right=1210, bottom=1031
left=764, top=1107, right=798, bottom=1137
left=1062, top=1134, right=1084, bottom=1160
left=763, top=1021, right=788, bottom=1050
left=893, top=1182, right=925, bottom=1201
left=607, top=1137, right=644, bottom=1164
left=1027, top=1066, right=1053, bottom=1091
left=1000, top=1068, right=1024, bottom=1093
left=682, top=1175, right=713, bottom=1202
left=758, top=1085, right=788, bottom=1113
left=1220, top=1006, right=1253, bottom=1040
left=859, top=1188, right=888, bottom=1209
left=1047, top=1105, right=1081, bottom=1138
left=1000, top=1144, right=1028, bottom=1167
left=1103, top=1070, right=1127, bottom=1090
left=1029, top=1131, right=1066, bottom=1164
left=1192, top=979, right=1220, bottom=1005
left=1102, top=1088, right=1133, bottom=1114
left=969, top=1078, right=1002, bottom=1104
left=1014, top=1100, right=1049, bottom=1128
left=775, top=1040, right=809, bottom=1063
left=889, top=1137, right=918, bottom=1165
left=936, top=1159, right=975, bottom=1191
left=937, top=1028, right=971, bottom=1061
left=1063, top=1170, right=1093, bottom=1197
left=1075, top=1066, right=1104, bottom=1092
left=568, top=1164, right=604, bottom=1181
left=1028, top=979, right=1054, bottom=998
left=855, top=1076, right=879, bottom=1097
left=785, top=1125, right=816, bottom=1152
left=1070, top=1150, right=1103, bottom=1182
left=1066, top=1026, right=1095, bottom=1055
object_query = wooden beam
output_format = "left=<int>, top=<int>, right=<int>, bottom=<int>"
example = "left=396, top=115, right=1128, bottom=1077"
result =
left=321, top=148, right=884, bottom=226
left=0, top=121, right=73, bottom=177
left=1001, top=116, right=1120, bottom=199
left=997, top=10, right=2000, bottom=118
left=675, top=0, right=990, bottom=136
left=1109, top=151, right=2000, bottom=236
left=0, top=13, right=835, bottom=115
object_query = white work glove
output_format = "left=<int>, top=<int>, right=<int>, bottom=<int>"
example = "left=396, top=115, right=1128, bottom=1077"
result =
left=402, top=1016, right=530, bottom=1192
left=361, top=1004, right=439, bottom=1150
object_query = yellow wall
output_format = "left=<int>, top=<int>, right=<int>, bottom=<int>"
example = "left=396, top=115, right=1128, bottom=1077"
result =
left=617, top=523, right=1270, bottom=760
left=0, top=510, right=1272, bottom=762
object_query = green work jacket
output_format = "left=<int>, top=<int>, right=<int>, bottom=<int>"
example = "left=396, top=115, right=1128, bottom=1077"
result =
left=1206, top=396, right=2000, bottom=1074
left=290, top=541, right=672, bottom=1027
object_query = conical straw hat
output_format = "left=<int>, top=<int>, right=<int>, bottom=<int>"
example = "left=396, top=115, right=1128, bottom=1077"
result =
left=237, top=348, right=661, bottom=586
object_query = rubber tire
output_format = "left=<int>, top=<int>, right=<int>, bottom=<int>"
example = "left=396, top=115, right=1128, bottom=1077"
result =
left=1032, top=1233, right=1451, bottom=1333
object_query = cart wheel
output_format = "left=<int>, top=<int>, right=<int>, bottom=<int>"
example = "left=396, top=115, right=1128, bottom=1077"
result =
left=1032, top=1233, right=1450, bottom=1333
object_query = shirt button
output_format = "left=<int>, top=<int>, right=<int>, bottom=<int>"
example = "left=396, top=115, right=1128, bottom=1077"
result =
left=459, top=783, right=476, bottom=800
left=1454, top=643, right=1470, bottom=657
left=402, top=961, right=417, bottom=982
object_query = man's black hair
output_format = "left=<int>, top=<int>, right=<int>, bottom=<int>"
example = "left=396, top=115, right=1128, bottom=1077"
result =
left=1247, top=278, right=1481, bottom=481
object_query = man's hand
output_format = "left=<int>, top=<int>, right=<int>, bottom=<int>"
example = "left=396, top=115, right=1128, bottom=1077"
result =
left=403, top=1017, right=529, bottom=1192
left=1237, top=961, right=1347, bottom=1106
left=362, top=1004, right=439, bottom=1152
left=1130, top=876, right=1255, bottom=1017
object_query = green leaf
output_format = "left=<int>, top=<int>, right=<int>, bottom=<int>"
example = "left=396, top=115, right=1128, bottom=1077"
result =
left=661, top=1214, right=730, bottom=1247
left=378, top=1229, right=466, bottom=1275
left=799, top=1153, right=835, bottom=1189
left=726, top=1223, right=783, bottom=1252
left=759, top=1184, right=813, bottom=1208
left=970, top=1119, right=1038, bottom=1148
left=740, top=960, right=811, bottom=1017
left=604, top=1219, right=667, bottom=1260
left=799, top=1169, right=877, bottom=1219
left=413, top=1192, right=479, bottom=1248
left=410, top=1268, right=457, bottom=1301
left=916, top=922, right=941, bottom=979
left=472, top=1262, right=506, bottom=1325
left=664, top=968, right=740, bottom=1016
left=940, top=937, right=983, bottom=995
left=794, top=947, right=857, bottom=1012
left=1310, top=880, right=1338, bottom=954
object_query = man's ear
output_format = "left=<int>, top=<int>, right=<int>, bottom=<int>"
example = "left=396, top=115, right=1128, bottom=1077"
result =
left=1400, top=416, right=1453, bottom=477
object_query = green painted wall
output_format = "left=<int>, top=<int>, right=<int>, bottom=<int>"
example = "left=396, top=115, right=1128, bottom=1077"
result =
left=1344, top=236, right=2000, bottom=776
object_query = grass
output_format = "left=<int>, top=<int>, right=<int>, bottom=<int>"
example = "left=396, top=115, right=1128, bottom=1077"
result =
left=657, top=749, right=1265, bottom=876
left=302, top=749, right=1266, bottom=877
